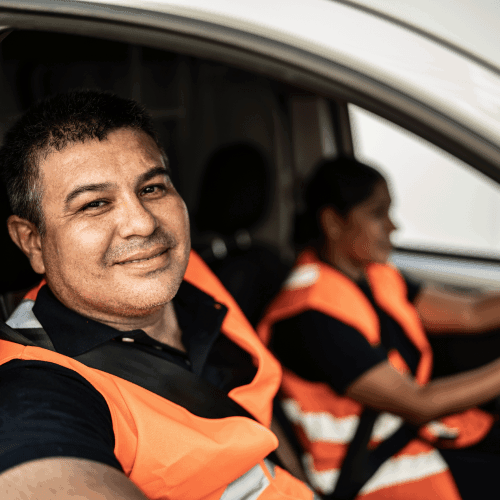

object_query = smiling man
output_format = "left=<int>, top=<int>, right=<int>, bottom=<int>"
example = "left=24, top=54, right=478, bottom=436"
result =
left=13, top=125, right=190, bottom=342
left=0, top=90, right=313, bottom=500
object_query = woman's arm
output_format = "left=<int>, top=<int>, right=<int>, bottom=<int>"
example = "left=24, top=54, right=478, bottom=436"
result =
left=414, top=284, right=500, bottom=334
left=346, top=357, right=500, bottom=425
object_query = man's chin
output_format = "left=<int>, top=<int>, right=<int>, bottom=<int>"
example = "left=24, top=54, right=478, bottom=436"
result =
left=93, top=293, right=173, bottom=318
left=121, top=285, right=179, bottom=314
left=78, top=275, right=180, bottom=317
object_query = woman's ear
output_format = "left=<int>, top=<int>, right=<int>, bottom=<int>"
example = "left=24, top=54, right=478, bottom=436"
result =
left=7, top=215, right=46, bottom=274
left=319, top=206, right=344, bottom=243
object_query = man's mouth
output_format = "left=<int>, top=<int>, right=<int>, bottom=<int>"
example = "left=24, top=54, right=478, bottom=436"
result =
left=117, top=248, right=168, bottom=265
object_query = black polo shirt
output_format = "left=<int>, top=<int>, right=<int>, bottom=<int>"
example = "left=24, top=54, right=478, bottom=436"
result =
left=0, top=281, right=257, bottom=474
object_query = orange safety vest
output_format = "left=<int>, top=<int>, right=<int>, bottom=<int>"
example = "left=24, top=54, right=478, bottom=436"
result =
left=1, top=250, right=314, bottom=500
left=258, top=250, right=494, bottom=500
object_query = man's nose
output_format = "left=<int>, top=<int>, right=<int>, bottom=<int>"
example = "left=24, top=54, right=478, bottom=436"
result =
left=116, top=195, right=158, bottom=238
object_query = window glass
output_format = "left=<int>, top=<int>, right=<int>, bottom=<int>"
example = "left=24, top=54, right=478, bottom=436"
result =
left=349, top=104, right=500, bottom=258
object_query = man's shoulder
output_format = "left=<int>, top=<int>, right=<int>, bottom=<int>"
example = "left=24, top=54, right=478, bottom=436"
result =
left=0, top=358, right=105, bottom=400
left=0, top=358, right=113, bottom=435
left=0, top=359, right=121, bottom=476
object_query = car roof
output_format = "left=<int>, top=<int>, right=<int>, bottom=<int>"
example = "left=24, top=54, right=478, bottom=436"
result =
left=348, top=0, right=500, bottom=71
left=3, top=0, right=500, bottom=163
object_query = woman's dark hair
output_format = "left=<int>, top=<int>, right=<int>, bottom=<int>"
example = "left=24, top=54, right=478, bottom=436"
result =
left=295, top=156, right=386, bottom=246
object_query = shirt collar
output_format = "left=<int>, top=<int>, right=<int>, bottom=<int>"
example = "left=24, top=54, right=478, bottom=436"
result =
left=32, top=281, right=228, bottom=360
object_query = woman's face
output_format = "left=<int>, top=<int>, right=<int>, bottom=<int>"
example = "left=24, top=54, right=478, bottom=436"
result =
left=334, top=180, right=397, bottom=266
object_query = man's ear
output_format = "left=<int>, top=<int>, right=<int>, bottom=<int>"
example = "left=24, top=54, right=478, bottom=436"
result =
left=7, top=215, right=45, bottom=274
left=319, top=206, right=344, bottom=242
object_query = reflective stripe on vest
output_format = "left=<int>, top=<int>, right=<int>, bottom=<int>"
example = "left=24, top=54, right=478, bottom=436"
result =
left=6, top=298, right=39, bottom=329
left=220, top=459, right=321, bottom=500
left=283, top=399, right=404, bottom=445
left=2, top=251, right=315, bottom=500
left=303, top=447, right=451, bottom=497
left=221, top=460, right=276, bottom=500
left=283, top=398, right=457, bottom=497
left=221, top=460, right=319, bottom=500
left=274, top=370, right=468, bottom=499
left=256, top=250, right=490, bottom=498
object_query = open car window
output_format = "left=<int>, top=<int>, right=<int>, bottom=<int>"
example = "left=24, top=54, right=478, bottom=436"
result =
left=350, top=104, right=500, bottom=259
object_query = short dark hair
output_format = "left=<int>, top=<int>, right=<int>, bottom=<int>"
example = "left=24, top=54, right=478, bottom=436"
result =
left=295, top=156, right=386, bottom=246
left=0, top=89, right=165, bottom=235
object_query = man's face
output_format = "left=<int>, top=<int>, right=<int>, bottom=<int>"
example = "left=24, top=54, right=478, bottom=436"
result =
left=35, top=128, right=190, bottom=321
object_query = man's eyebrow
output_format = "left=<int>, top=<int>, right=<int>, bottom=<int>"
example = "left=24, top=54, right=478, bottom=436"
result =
left=136, top=165, right=170, bottom=187
left=64, top=182, right=116, bottom=208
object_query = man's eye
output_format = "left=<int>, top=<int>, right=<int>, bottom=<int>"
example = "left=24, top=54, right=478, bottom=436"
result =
left=141, top=184, right=166, bottom=196
left=81, top=200, right=107, bottom=211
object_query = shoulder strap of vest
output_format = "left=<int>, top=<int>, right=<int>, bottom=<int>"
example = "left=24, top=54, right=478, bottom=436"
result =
left=327, top=409, right=417, bottom=500
left=0, top=321, right=255, bottom=421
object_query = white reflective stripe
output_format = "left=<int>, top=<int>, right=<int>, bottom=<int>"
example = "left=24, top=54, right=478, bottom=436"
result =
left=425, top=420, right=460, bottom=439
left=219, top=462, right=271, bottom=500
left=292, top=400, right=448, bottom=495
left=359, top=449, right=449, bottom=495
left=6, top=299, right=42, bottom=329
left=283, top=401, right=403, bottom=445
left=282, top=399, right=358, bottom=443
left=281, top=399, right=302, bottom=422
left=304, top=449, right=449, bottom=496
left=262, top=458, right=276, bottom=479
left=282, top=264, right=320, bottom=290
left=302, top=453, right=340, bottom=495
left=371, top=413, right=404, bottom=441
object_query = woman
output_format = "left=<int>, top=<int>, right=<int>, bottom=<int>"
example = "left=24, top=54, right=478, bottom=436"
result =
left=258, top=157, right=500, bottom=500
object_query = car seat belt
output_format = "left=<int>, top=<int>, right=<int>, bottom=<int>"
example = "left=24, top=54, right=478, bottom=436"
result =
left=0, top=320, right=255, bottom=421
left=327, top=408, right=417, bottom=500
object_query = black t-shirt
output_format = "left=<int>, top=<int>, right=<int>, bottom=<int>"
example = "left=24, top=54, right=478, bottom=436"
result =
left=0, top=282, right=257, bottom=474
left=270, top=274, right=422, bottom=394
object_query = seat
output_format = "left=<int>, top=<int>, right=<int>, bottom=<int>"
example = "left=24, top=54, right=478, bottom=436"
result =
left=192, top=142, right=290, bottom=327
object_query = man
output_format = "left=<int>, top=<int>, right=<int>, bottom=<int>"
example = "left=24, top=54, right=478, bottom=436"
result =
left=0, top=90, right=313, bottom=499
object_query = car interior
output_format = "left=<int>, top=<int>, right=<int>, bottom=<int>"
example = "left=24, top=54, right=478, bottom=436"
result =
left=0, top=29, right=329, bottom=318
left=1, top=28, right=500, bottom=403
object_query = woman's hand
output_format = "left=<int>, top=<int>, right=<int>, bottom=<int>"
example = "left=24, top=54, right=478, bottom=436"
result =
left=414, top=284, right=500, bottom=334
left=345, top=357, right=500, bottom=425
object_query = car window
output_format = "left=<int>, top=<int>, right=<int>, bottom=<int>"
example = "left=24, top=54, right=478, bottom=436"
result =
left=349, top=104, right=500, bottom=259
